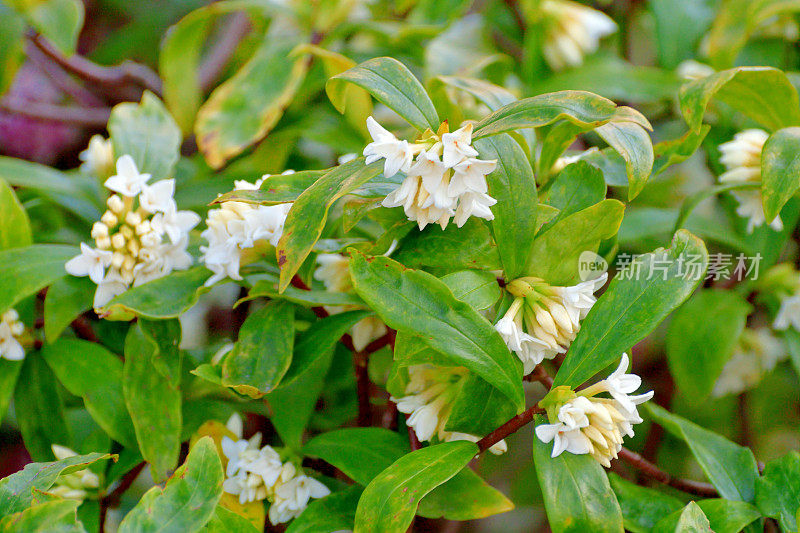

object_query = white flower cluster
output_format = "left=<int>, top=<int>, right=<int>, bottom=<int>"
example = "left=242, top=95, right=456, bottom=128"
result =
left=78, top=134, right=115, bottom=179
left=391, top=365, right=507, bottom=455
left=65, top=155, right=200, bottom=309
left=49, top=444, right=101, bottom=501
left=541, top=0, right=617, bottom=70
left=713, top=328, right=787, bottom=397
left=0, top=309, right=25, bottom=361
left=220, top=415, right=329, bottom=525
left=314, top=253, right=387, bottom=351
left=536, top=354, right=653, bottom=467
left=718, top=129, right=782, bottom=233
left=201, top=176, right=292, bottom=286
left=365, top=117, right=498, bottom=230
left=495, top=274, right=607, bottom=373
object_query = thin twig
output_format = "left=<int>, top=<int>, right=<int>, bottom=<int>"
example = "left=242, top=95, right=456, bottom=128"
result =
left=408, top=423, right=421, bottom=451
left=29, top=32, right=162, bottom=98
left=198, top=12, right=252, bottom=93
left=25, top=43, right=105, bottom=107
left=354, top=350, right=371, bottom=426
left=616, top=448, right=718, bottom=497
left=70, top=316, right=99, bottom=343
left=0, top=97, right=110, bottom=127
left=477, top=405, right=545, bottom=453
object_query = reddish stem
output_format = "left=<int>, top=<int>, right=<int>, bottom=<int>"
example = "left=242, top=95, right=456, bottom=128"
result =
left=616, top=448, right=718, bottom=497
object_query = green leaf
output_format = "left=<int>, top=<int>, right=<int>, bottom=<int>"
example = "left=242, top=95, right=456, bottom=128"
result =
left=430, top=76, right=516, bottom=112
left=0, top=499, right=83, bottom=533
left=472, top=91, right=651, bottom=139
left=0, top=5, right=24, bottom=95
left=761, top=127, right=800, bottom=222
left=285, top=486, right=361, bottom=533
left=276, top=159, right=382, bottom=292
left=123, top=322, right=182, bottom=482
left=327, top=57, right=439, bottom=131
left=0, top=360, right=22, bottom=426
left=0, top=244, right=77, bottom=314
left=202, top=505, right=260, bottom=533
left=666, top=290, right=751, bottom=401
left=14, top=355, right=72, bottom=461
left=213, top=170, right=324, bottom=206
left=0, top=452, right=112, bottom=516
left=5, top=0, right=83, bottom=55
left=277, top=310, right=371, bottom=388
left=645, top=403, right=759, bottom=502
left=220, top=301, right=295, bottom=398
left=43, top=276, right=94, bottom=343
left=0, top=178, right=31, bottom=250
left=542, top=161, right=606, bottom=228
left=354, top=441, right=477, bottom=533
left=529, top=199, right=625, bottom=286
left=755, top=451, right=800, bottom=532
left=196, top=38, right=309, bottom=169
left=657, top=501, right=711, bottom=533
left=303, top=428, right=409, bottom=485
left=139, top=319, right=183, bottom=387
left=444, top=374, right=516, bottom=436
left=608, top=472, right=683, bottom=533
left=554, top=230, right=708, bottom=387
left=159, top=1, right=273, bottom=134
left=417, top=467, right=514, bottom=521
left=242, top=277, right=364, bottom=308
left=474, top=134, right=537, bottom=279
left=349, top=252, right=524, bottom=409
left=651, top=126, right=711, bottom=177
left=532, top=415, right=624, bottom=533
left=653, top=499, right=760, bottom=533
left=42, top=339, right=137, bottom=448
left=118, top=437, right=223, bottom=533
left=440, top=269, right=501, bottom=311
left=393, top=218, right=501, bottom=272
left=108, top=92, right=182, bottom=181
left=595, top=120, right=654, bottom=200
left=101, top=267, right=211, bottom=319
left=265, top=344, right=335, bottom=450
left=679, top=67, right=800, bottom=133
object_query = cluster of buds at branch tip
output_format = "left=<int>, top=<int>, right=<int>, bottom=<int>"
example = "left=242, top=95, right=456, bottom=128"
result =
left=0, top=309, right=28, bottom=361
left=220, top=414, right=329, bottom=524
left=65, top=154, right=199, bottom=309
left=365, top=116, right=498, bottom=230
left=495, top=273, right=606, bottom=373
left=535, top=354, right=653, bottom=467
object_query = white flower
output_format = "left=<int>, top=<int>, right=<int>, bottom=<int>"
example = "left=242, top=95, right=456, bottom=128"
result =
left=541, top=0, right=617, bottom=70
left=441, top=123, right=479, bottom=167
left=676, top=60, right=715, bottom=81
left=363, top=116, right=413, bottom=177
left=774, top=294, right=800, bottom=331
left=200, top=179, right=292, bottom=286
left=151, top=203, right=201, bottom=244
left=139, top=179, right=176, bottom=214
left=712, top=328, right=787, bottom=397
left=494, top=311, right=556, bottom=373
left=93, top=268, right=128, bottom=308
left=448, top=158, right=496, bottom=196
left=0, top=310, right=25, bottom=361
left=48, top=445, right=100, bottom=501
left=65, top=242, right=113, bottom=284
left=719, top=129, right=768, bottom=183
left=104, top=155, right=151, bottom=197
left=454, top=191, right=496, bottom=227
left=731, top=190, right=783, bottom=234
left=79, top=135, right=115, bottom=177
left=536, top=356, right=653, bottom=467
left=556, top=272, right=608, bottom=323
left=269, top=473, right=330, bottom=525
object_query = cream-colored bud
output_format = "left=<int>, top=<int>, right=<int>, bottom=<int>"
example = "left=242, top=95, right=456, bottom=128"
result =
left=122, top=255, right=136, bottom=272
left=120, top=225, right=134, bottom=240
left=127, top=239, right=140, bottom=257
left=107, top=195, right=124, bottom=213
left=120, top=268, right=134, bottom=285
left=136, top=220, right=152, bottom=236
left=111, top=252, right=124, bottom=269
left=95, top=236, right=111, bottom=250
left=91, top=222, right=109, bottom=239
left=533, top=304, right=559, bottom=338
left=111, top=233, right=126, bottom=250
left=101, top=211, right=117, bottom=228
left=3, top=309, right=19, bottom=322
left=10, top=322, right=24, bottom=336
left=125, top=211, right=142, bottom=227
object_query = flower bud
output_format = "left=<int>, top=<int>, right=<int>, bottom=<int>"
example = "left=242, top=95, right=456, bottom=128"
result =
left=111, top=251, right=124, bottom=269
left=120, top=225, right=134, bottom=240
left=101, top=211, right=118, bottom=228
left=111, top=233, right=126, bottom=250
left=125, top=211, right=142, bottom=227
left=107, top=194, right=124, bottom=213
left=91, top=222, right=109, bottom=239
